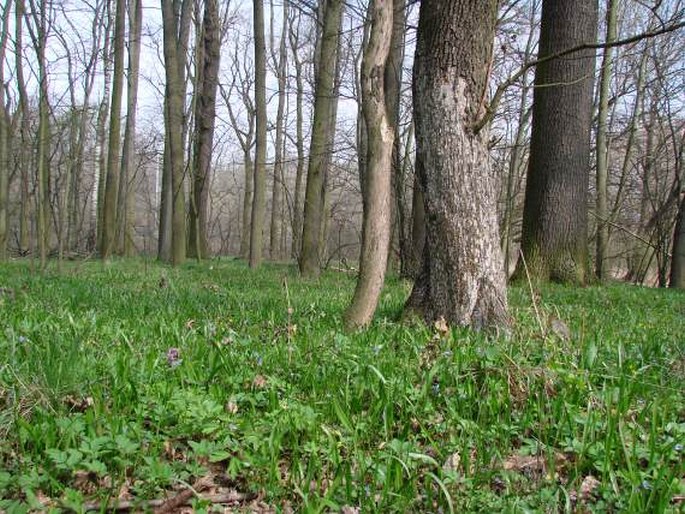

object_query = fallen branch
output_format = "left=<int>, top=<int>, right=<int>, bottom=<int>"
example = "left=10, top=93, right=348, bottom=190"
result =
left=82, top=491, right=254, bottom=512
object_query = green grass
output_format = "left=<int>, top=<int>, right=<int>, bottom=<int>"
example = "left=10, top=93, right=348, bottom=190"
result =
left=0, top=258, right=683, bottom=513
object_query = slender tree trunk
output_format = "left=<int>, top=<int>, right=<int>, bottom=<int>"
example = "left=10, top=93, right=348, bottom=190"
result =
left=269, top=0, right=288, bottom=261
left=670, top=192, right=685, bottom=288
left=117, top=0, right=143, bottom=257
left=95, top=1, right=114, bottom=253
left=299, top=0, right=344, bottom=277
left=595, top=0, right=617, bottom=280
left=290, top=14, right=305, bottom=260
left=404, top=0, right=508, bottom=330
left=249, top=0, right=268, bottom=269
left=188, top=0, right=221, bottom=260
left=0, top=0, right=11, bottom=261
left=27, top=0, right=52, bottom=268
left=15, top=0, right=30, bottom=255
left=100, top=0, right=126, bottom=259
left=386, top=0, right=406, bottom=274
left=344, top=0, right=393, bottom=329
left=515, top=0, right=599, bottom=284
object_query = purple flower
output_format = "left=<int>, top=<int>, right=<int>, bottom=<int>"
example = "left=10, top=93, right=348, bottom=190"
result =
left=166, top=347, right=182, bottom=367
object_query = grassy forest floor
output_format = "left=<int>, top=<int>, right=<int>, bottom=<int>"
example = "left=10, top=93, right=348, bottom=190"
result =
left=0, top=258, right=683, bottom=513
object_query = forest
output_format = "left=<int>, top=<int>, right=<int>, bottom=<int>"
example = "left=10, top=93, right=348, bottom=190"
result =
left=0, top=0, right=684, bottom=511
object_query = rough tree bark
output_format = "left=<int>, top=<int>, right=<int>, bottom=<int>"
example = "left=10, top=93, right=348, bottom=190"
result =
left=249, top=0, right=268, bottom=269
left=515, top=0, right=599, bottom=284
left=289, top=10, right=306, bottom=260
left=299, top=0, right=344, bottom=278
left=100, top=0, right=126, bottom=260
left=188, top=0, right=221, bottom=260
left=15, top=0, right=30, bottom=255
left=344, top=0, right=393, bottom=329
left=405, top=0, right=509, bottom=330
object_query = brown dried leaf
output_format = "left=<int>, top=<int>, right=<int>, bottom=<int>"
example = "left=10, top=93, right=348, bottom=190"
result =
left=434, top=317, right=449, bottom=335
left=253, top=375, right=268, bottom=389
left=225, top=401, right=239, bottom=414
left=442, top=452, right=461, bottom=473
left=580, top=475, right=600, bottom=499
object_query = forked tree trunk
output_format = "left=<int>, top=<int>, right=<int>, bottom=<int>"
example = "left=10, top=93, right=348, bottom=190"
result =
left=405, top=0, right=508, bottom=330
left=344, top=0, right=393, bottom=329
left=516, top=0, right=598, bottom=284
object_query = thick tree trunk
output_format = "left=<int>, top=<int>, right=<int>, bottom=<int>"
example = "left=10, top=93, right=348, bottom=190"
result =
left=516, top=0, right=599, bottom=284
left=188, top=0, right=221, bottom=260
left=100, top=0, right=126, bottom=260
left=405, top=0, right=508, bottom=330
left=161, top=0, right=188, bottom=266
left=299, top=0, right=344, bottom=278
left=595, top=0, right=617, bottom=280
left=249, top=0, right=268, bottom=269
left=344, top=0, right=393, bottom=329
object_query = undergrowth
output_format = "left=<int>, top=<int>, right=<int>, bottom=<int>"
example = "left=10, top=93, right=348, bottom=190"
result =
left=0, top=258, right=683, bottom=513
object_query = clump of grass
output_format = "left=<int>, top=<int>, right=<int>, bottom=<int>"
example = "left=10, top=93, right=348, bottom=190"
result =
left=0, top=259, right=683, bottom=512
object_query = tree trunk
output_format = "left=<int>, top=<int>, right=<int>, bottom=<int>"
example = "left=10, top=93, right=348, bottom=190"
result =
left=249, top=0, right=268, bottom=269
left=117, top=0, right=143, bottom=257
left=161, top=0, right=188, bottom=266
left=595, top=0, right=617, bottom=280
left=670, top=192, right=685, bottom=288
left=299, top=0, right=344, bottom=278
left=289, top=12, right=305, bottom=260
left=386, top=0, right=406, bottom=275
left=188, top=0, right=221, bottom=260
left=0, top=0, right=11, bottom=261
left=15, top=0, right=30, bottom=255
left=344, top=0, right=393, bottom=329
left=100, top=0, right=126, bottom=260
left=269, top=0, right=288, bottom=261
left=516, top=0, right=599, bottom=284
left=404, top=0, right=508, bottom=330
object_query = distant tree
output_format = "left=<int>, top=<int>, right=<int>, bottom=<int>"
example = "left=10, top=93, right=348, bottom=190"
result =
left=405, top=0, right=509, bottom=329
left=516, top=0, right=599, bottom=284
left=344, top=0, right=393, bottom=329
left=249, top=0, right=268, bottom=269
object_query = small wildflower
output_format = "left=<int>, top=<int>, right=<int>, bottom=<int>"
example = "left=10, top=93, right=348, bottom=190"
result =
left=373, top=345, right=382, bottom=355
left=432, top=382, right=441, bottom=396
left=640, top=480, right=652, bottom=491
left=18, top=336, right=28, bottom=344
left=675, top=444, right=683, bottom=452
left=166, top=347, right=182, bottom=367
